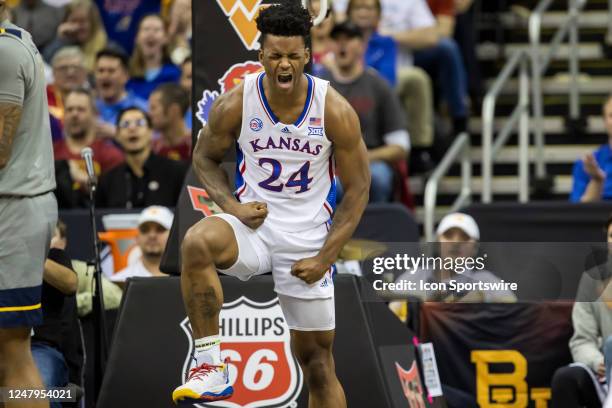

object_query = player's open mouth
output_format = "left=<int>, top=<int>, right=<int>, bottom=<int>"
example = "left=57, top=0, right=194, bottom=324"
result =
left=277, top=73, right=293, bottom=86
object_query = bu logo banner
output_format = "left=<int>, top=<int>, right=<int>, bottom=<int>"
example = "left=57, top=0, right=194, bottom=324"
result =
left=179, top=297, right=303, bottom=408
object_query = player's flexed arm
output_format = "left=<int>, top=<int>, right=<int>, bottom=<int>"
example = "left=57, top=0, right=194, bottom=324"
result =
left=193, top=84, right=268, bottom=229
left=292, top=87, right=370, bottom=284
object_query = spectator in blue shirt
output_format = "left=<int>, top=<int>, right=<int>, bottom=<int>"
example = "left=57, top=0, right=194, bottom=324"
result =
left=127, top=14, right=181, bottom=101
left=94, top=48, right=148, bottom=139
left=347, top=0, right=397, bottom=86
left=570, top=95, right=612, bottom=202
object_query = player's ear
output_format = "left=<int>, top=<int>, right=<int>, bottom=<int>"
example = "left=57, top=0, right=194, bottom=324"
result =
left=304, top=47, right=311, bottom=64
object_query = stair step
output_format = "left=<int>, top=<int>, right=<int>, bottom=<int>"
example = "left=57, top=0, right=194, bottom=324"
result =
left=477, top=42, right=602, bottom=61
left=409, top=175, right=573, bottom=195
left=486, top=75, right=612, bottom=96
left=479, top=0, right=608, bottom=13
left=468, top=145, right=596, bottom=164
left=469, top=115, right=607, bottom=136
left=498, top=10, right=612, bottom=30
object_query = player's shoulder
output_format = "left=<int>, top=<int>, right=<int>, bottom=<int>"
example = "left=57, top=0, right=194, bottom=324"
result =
left=0, top=26, right=23, bottom=40
left=0, top=25, right=35, bottom=66
left=324, top=85, right=360, bottom=144
left=324, top=85, right=356, bottom=123
left=210, top=81, right=244, bottom=120
left=0, top=25, right=31, bottom=53
left=0, top=28, right=25, bottom=53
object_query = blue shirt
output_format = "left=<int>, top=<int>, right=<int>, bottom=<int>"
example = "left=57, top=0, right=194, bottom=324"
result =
left=96, top=92, right=148, bottom=126
left=570, top=144, right=612, bottom=202
left=365, top=32, right=397, bottom=87
left=127, top=63, right=181, bottom=101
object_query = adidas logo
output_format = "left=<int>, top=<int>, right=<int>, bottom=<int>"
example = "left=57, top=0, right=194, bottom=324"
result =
left=281, top=126, right=291, bottom=133
left=320, top=278, right=328, bottom=288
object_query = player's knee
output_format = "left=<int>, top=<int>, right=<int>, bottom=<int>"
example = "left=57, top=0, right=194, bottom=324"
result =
left=303, top=349, right=334, bottom=390
left=0, top=328, right=29, bottom=366
left=181, top=223, right=215, bottom=265
left=293, top=339, right=334, bottom=390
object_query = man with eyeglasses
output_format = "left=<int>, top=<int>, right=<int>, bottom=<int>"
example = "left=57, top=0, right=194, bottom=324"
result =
left=96, top=107, right=188, bottom=208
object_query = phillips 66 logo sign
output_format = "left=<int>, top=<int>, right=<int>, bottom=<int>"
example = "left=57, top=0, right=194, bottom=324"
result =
left=179, top=297, right=303, bottom=408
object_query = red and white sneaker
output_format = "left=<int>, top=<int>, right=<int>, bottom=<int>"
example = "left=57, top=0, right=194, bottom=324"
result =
left=172, top=360, right=233, bottom=405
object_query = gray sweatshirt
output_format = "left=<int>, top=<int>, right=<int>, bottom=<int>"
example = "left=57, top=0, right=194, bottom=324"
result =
left=569, top=267, right=612, bottom=372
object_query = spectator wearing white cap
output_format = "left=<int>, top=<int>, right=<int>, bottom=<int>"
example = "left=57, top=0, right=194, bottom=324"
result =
left=110, top=206, right=173, bottom=282
left=392, top=212, right=516, bottom=303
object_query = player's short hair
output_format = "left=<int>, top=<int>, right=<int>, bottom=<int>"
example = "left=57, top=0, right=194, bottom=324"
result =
left=152, top=83, right=190, bottom=116
left=256, top=0, right=313, bottom=48
left=116, top=106, right=152, bottom=129
left=95, top=47, right=129, bottom=71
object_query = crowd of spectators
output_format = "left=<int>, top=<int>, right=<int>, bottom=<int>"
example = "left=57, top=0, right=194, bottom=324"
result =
left=4, top=0, right=193, bottom=212
left=2, top=0, right=484, bottom=211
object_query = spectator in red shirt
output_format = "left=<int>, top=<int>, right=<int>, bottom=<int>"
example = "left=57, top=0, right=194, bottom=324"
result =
left=149, top=83, right=191, bottom=161
left=53, top=89, right=124, bottom=185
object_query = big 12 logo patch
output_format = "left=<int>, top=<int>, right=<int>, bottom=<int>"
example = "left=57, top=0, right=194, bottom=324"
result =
left=179, top=297, right=303, bottom=408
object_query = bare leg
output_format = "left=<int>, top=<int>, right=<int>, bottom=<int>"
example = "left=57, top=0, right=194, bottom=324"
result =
left=0, top=327, right=49, bottom=408
left=180, top=217, right=239, bottom=339
left=291, top=330, right=346, bottom=408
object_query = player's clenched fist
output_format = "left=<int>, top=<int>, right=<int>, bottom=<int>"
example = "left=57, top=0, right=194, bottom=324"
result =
left=233, top=201, right=268, bottom=229
left=291, top=256, right=330, bottom=284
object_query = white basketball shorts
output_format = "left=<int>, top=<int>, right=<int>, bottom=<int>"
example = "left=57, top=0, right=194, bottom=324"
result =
left=210, top=213, right=335, bottom=331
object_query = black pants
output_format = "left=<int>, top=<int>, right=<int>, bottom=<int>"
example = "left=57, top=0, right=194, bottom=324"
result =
left=551, top=365, right=602, bottom=408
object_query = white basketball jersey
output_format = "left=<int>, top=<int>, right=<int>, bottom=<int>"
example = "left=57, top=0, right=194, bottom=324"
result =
left=236, top=72, right=335, bottom=232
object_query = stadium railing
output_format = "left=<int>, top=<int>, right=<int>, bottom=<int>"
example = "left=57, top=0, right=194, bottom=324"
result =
left=529, top=0, right=587, bottom=181
left=481, top=50, right=530, bottom=203
left=424, top=132, right=471, bottom=242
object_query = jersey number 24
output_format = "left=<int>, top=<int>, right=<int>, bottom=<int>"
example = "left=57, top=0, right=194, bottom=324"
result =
left=258, top=158, right=313, bottom=193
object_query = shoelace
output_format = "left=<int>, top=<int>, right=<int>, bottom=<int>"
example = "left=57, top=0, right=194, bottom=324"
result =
left=188, top=363, right=223, bottom=381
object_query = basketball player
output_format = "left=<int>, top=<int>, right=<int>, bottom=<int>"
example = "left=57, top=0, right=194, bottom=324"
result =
left=172, top=1, right=370, bottom=406
left=0, top=1, right=58, bottom=407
